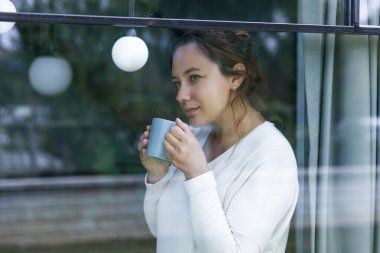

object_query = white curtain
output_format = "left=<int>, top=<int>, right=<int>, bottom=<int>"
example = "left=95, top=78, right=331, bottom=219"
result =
left=296, top=0, right=379, bottom=252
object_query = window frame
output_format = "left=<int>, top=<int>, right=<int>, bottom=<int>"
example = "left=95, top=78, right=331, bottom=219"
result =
left=0, top=0, right=379, bottom=35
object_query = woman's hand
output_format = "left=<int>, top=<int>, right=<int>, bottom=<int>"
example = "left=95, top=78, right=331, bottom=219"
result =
left=163, top=118, right=209, bottom=180
left=137, top=125, right=170, bottom=183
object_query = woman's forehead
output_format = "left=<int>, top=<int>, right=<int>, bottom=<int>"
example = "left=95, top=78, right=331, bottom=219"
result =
left=172, top=45, right=216, bottom=76
left=173, top=42, right=204, bottom=58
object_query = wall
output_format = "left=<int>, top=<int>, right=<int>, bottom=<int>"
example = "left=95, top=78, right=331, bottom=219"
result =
left=0, top=175, right=152, bottom=246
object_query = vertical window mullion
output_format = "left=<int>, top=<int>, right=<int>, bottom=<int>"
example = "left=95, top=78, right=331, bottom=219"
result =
left=344, top=0, right=360, bottom=27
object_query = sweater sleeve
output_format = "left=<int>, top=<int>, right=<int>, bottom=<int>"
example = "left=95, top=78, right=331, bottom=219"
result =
left=143, top=167, right=175, bottom=237
left=184, top=171, right=238, bottom=252
left=184, top=158, right=298, bottom=253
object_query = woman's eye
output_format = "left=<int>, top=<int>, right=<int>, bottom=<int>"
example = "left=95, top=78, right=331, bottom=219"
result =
left=189, top=75, right=201, bottom=81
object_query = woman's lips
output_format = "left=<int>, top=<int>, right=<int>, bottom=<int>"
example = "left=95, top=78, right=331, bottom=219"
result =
left=184, top=107, right=199, bottom=116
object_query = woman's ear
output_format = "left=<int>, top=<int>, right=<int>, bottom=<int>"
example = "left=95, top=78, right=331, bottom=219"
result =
left=231, top=63, right=246, bottom=90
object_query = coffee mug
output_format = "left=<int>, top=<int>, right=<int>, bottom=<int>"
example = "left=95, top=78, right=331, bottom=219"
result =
left=146, top=118, right=176, bottom=163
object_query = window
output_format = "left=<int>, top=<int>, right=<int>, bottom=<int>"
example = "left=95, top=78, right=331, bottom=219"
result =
left=0, top=0, right=379, bottom=252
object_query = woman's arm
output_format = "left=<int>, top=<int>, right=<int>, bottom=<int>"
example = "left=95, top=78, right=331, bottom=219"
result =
left=143, top=167, right=175, bottom=236
left=184, top=159, right=298, bottom=253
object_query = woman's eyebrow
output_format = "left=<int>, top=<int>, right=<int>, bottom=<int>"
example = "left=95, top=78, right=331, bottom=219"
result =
left=184, top=67, right=201, bottom=75
left=172, top=67, right=201, bottom=79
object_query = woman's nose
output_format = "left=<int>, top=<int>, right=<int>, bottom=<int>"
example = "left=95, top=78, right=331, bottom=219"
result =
left=176, top=84, right=190, bottom=102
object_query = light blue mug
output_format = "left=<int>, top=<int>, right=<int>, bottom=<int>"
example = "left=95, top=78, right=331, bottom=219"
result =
left=146, top=118, right=176, bottom=163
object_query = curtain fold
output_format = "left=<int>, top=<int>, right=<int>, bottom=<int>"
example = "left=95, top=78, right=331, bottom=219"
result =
left=297, top=0, right=380, bottom=252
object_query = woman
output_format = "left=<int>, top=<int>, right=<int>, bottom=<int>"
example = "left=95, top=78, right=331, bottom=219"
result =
left=138, top=30, right=299, bottom=253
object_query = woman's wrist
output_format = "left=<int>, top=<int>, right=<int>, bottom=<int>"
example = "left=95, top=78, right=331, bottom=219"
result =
left=184, top=164, right=210, bottom=181
left=147, top=170, right=168, bottom=184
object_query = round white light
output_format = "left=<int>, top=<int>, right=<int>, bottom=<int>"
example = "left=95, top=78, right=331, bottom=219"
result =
left=111, top=36, right=149, bottom=72
left=28, top=56, right=73, bottom=96
left=0, top=0, right=17, bottom=34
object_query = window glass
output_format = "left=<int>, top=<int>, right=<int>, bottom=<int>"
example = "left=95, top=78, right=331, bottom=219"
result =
left=0, top=23, right=296, bottom=177
left=360, top=1, right=380, bottom=26
left=9, top=0, right=360, bottom=26
left=11, top=0, right=298, bottom=23
left=295, top=31, right=380, bottom=253
left=0, top=23, right=179, bottom=176
left=1, top=1, right=378, bottom=252
left=0, top=0, right=320, bottom=252
left=0, top=19, right=297, bottom=251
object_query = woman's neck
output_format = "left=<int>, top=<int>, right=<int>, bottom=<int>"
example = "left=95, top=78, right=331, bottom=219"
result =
left=206, top=107, right=265, bottom=161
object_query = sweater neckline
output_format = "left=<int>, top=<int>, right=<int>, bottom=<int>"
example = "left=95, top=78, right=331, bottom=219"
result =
left=203, top=121, right=271, bottom=166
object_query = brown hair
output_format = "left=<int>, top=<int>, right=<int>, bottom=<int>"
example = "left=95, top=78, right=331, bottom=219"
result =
left=171, top=29, right=267, bottom=132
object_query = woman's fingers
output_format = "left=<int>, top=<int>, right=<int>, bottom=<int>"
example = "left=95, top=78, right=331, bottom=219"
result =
left=176, top=118, right=190, bottom=133
left=162, top=139, right=174, bottom=155
left=137, top=139, right=146, bottom=154
left=164, top=127, right=192, bottom=162
left=138, top=125, right=151, bottom=153
left=138, top=138, right=148, bottom=149
left=165, top=129, right=181, bottom=144
left=167, top=126, right=187, bottom=143
left=164, top=119, right=196, bottom=152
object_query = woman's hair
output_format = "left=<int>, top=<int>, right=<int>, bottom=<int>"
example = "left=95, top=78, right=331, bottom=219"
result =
left=171, top=29, right=267, bottom=133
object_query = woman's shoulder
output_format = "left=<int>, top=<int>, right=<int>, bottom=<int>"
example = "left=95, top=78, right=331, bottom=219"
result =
left=242, top=121, right=296, bottom=163
left=249, top=121, right=291, bottom=147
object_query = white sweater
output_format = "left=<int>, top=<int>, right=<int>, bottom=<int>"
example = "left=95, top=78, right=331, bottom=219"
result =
left=144, top=122, right=299, bottom=253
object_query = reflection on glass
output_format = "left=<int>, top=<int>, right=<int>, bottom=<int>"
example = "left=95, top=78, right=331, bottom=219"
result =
left=0, top=3, right=298, bottom=252
left=360, top=0, right=380, bottom=26
left=28, top=56, right=73, bottom=96
left=0, top=23, right=180, bottom=178
left=0, top=23, right=297, bottom=178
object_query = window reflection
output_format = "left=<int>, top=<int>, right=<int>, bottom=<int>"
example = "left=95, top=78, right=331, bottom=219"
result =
left=0, top=22, right=296, bottom=177
left=0, top=23, right=180, bottom=176
left=0, top=1, right=299, bottom=252
left=360, top=0, right=380, bottom=26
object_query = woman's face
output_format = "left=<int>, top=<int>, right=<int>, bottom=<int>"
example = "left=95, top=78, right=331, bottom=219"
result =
left=171, top=43, right=235, bottom=127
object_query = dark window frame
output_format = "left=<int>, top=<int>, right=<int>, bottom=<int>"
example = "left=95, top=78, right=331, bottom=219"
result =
left=0, top=0, right=379, bottom=35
